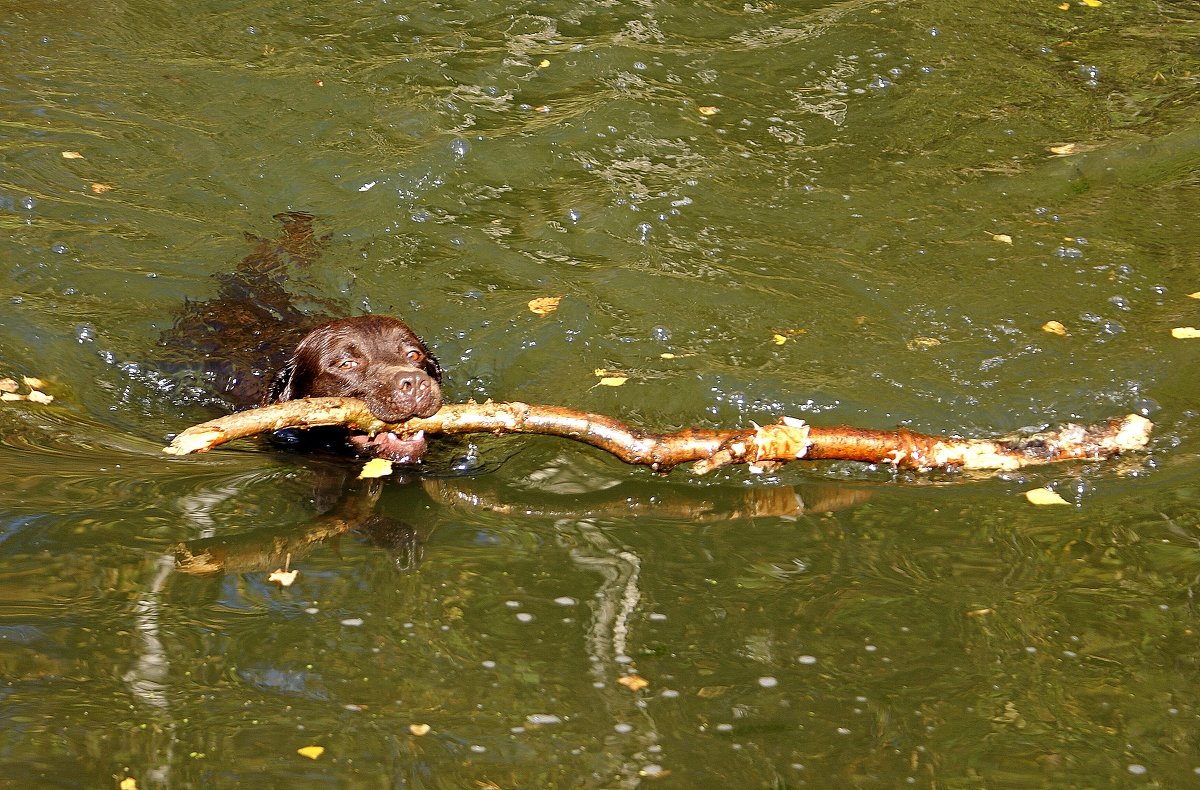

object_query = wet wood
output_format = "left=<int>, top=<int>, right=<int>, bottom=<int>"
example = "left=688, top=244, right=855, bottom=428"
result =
left=163, top=397, right=1153, bottom=474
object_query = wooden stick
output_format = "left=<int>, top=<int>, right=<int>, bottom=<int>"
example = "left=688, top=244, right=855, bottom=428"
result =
left=163, top=398, right=1152, bottom=474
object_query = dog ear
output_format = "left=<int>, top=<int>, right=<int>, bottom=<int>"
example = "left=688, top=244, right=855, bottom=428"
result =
left=265, top=358, right=298, bottom=405
left=423, top=351, right=442, bottom=383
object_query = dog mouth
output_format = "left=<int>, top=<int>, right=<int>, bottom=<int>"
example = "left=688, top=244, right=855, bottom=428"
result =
left=347, top=429, right=428, bottom=464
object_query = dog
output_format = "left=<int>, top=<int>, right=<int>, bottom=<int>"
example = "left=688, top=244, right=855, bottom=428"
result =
left=266, top=314, right=443, bottom=462
left=162, top=213, right=443, bottom=463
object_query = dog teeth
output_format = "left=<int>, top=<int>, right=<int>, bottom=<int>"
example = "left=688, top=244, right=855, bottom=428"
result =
left=411, top=430, right=425, bottom=441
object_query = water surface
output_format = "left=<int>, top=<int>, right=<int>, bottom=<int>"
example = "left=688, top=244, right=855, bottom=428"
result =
left=2, top=0, right=1200, bottom=786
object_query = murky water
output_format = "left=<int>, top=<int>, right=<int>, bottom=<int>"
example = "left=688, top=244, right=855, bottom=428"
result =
left=3, top=0, right=1200, bottom=786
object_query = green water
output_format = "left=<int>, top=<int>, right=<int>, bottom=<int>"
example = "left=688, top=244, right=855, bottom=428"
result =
left=2, top=0, right=1199, bottom=786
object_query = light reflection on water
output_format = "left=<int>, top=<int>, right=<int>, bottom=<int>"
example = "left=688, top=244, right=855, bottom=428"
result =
left=2, top=0, right=1200, bottom=785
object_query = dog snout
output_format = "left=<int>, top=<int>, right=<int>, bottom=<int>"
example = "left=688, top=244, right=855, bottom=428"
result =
left=367, top=366, right=442, bottom=422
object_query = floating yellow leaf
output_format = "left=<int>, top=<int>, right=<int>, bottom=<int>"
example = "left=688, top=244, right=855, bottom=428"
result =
left=528, top=296, right=561, bottom=315
left=593, top=368, right=629, bottom=386
left=698, top=106, right=720, bottom=116
left=660, top=352, right=677, bottom=359
left=119, top=779, right=138, bottom=790
left=906, top=336, right=941, bottom=350
left=1025, top=487, right=1069, bottom=506
left=1171, top=327, right=1200, bottom=339
left=358, top=457, right=394, bottom=479
left=992, top=233, right=1013, bottom=244
left=269, top=568, right=298, bottom=586
left=538, top=59, right=550, bottom=68
left=90, top=182, right=114, bottom=194
left=22, top=376, right=46, bottom=389
left=61, top=151, right=83, bottom=159
left=1042, top=320, right=1067, bottom=336
left=26, top=390, right=54, bottom=404
left=297, top=746, right=325, bottom=760
left=534, top=105, right=551, bottom=113
left=409, top=723, right=431, bottom=736
left=772, top=329, right=806, bottom=345
left=1048, top=143, right=1078, bottom=156
left=1057, top=2, right=1069, bottom=8
left=966, top=608, right=993, bottom=618
left=617, top=674, right=649, bottom=692
left=1187, top=291, right=1200, bottom=299
left=0, top=378, right=18, bottom=393
left=1080, top=0, right=1102, bottom=6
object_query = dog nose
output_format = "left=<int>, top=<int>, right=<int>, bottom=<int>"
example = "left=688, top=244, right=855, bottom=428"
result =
left=395, top=370, right=426, bottom=395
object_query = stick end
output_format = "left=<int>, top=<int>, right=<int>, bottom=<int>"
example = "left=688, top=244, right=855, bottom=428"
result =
left=163, top=428, right=225, bottom=455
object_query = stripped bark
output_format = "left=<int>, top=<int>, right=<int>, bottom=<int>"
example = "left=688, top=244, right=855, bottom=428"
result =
left=163, top=397, right=1152, bottom=474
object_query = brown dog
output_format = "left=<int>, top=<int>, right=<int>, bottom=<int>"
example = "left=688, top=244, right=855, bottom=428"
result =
left=162, top=214, right=443, bottom=463
left=266, top=315, right=443, bottom=462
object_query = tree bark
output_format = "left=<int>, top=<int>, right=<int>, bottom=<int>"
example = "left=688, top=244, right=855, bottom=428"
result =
left=163, top=398, right=1152, bottom=474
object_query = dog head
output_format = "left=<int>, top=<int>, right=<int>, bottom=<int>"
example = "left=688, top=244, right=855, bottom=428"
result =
left=267, top=315, right=443, bottom=461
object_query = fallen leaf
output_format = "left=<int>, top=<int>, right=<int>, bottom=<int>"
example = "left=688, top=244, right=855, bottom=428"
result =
left=90, top=182, right=114, bottom=194
left=358, top=457, right=394, bottom=479
left=26, top=390, right=54, bottom=404
left=992, top=233, right=1013, bottom=244
left=906, top=336, right=941, bottom=350
left=0, top=378, right=17, bottom=393
left=119, top=779, right=138, bottom=790
left=966, top=608, right=993, bottom=617
left=1171, top=327, right=1200, bottom=339
left=698, top=106, right=720, bottom=116
left=538, top=59, right=550, bottom=68
left=1057, top=1, right=1069, bottom=7
left=534, top=105, right=551, bottom=113
left=1049, top=143, right=1078, bottom=156
left=696, top=686, right=728, bottom=698
left=1187, top=291, right=1200, bottom=299
left=772, top=333, right=788, bottom=345
left=0, top=393, right=24, bottom=402
left=1025, top=488, right=1070, bottom=506
left=409, top=723, right=431, bottom=736
left=617, top=674, right=649, bottom=692
left=593, top=368, right=630, bottom=386
left=1042, top=320, right=1067, bottom=336
left=61, top=151, right=84, bottom=159
left=528, top=296, right=561, bottom=315
left=1080, top=0, right=1102, bottom=6
left=314, top=79, right=324, bottom=87
left=297, top=745, right=325, bottom=760
left=269, top=568, right=298, bottom=586
left=22, top=376, right=46, bottom=389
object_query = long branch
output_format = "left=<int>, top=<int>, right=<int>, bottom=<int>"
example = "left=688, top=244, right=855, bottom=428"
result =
left=162, top=398, right=1152, bottom=474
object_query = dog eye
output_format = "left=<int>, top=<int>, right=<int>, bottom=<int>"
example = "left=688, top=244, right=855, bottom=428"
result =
left=405, top=349, right=423, bottom=364
left=336, top=359, right=359, bottom=369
